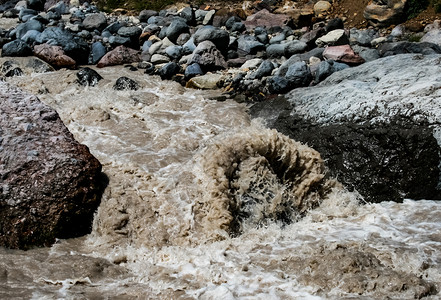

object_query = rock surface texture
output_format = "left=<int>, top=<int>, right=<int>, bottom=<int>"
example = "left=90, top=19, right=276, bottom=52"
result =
left=0, top=82, right=104, bottom=249
left=250, top=54, right=441, bottom=203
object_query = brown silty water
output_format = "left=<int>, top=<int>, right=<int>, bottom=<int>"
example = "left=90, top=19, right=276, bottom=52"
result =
left=0, top=64, right=440, bottom=299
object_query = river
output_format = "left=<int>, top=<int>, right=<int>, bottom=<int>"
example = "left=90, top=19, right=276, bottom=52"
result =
left=1, top=65, right=440, bottom=299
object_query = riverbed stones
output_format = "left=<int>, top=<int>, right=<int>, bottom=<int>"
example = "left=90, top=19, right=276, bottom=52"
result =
left=33, top=43, right=76, bottom=69
left=243, top=9, right=292, bottom=29
left=189, top=40, right=227, bottom=72
left=0, top=82, right=104, bottom=249
left=1, top=39, right=32, bottom=57
left=323, top=45, right=365, bottom=65
left=82, top=13, right=107, bottom=31
left=193, top=25, right=229, bottom=53
left=97, top=45, right=141, bottom=67
left=166, top=17, right=189, bottom=44
left=316, top=29, right=349, bottom=47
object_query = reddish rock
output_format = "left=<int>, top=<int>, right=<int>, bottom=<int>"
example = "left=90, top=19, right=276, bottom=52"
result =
left=33, top=43, right=76, bottom=69
left=0, top=82, right=104, bottom=249
left=96, top=45, right=141, bottom=68
left=323, top=45, right=365, bottom=65
left=243, top=9, right=293, bottom=29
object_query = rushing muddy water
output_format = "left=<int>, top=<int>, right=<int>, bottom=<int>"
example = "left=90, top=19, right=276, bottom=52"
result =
left=1, top=66, right=441, bottom=299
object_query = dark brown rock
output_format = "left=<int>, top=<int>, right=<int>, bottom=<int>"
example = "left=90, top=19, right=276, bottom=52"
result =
left=97, top=45, right=141, bottom=68
left=33, top=43, right=76, bottom=69
left=0, top=82, right=104, bottom=249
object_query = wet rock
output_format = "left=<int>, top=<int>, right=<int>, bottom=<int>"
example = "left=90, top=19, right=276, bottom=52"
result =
left=1, top=40, right=32, bottom=57
left=33, top=44, right=76, bottom=69
left=364, top=0, right=406, bottom=28
left=12, top=18, right=43, bottom=40
left=378, top=42, right=441, bottom=56
left=316, top=29, right=349, bottom=47
left=323, top=45, right=365, bottom=65
left=267, top=76, right=292, bottom=94
left=82, top=13, right=107, bottom=31
left=249, top=60, right=274, bottom=80
left=0, top=82, right=104, bottom=249
left=97, top=46, right=141, bottom=68
left=189, top=40, right=227, bottom=72
left=89, top=41, right=106, bottom=65
left=243, top=9, right=292, bottom=29
left=4, top=66, right=23, bottom=77
left=186, top=73, right=224, bottom=89
left=193, top=25, right=230, bottom=53
left=314, top=60, right=349, bottom=82
left=113, top=76, right=140, bottom=90
left=166, top=18, right=189, bottom=44
left=184, top=62, right=203, bottom=79
left=158, top=61, right=180, bottom=80
left=76, top=67, right=103, bottom=86
left=36, top=27, right=89, bottom=64
left=250, top=54, right=441, bottom=202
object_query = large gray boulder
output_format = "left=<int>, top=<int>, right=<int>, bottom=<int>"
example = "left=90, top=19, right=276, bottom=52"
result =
left=0, top=82, right=104, bottom=249
left=250, top=54, right=441, bottom=203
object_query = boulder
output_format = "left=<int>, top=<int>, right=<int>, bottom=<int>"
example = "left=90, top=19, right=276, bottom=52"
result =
left=0, top=82, right=103, bottom=249
left=0, top=57, right=54, bottom=75
left=285, top=40, right=308, bottom=57
left=237, top=35, right=265, bottom=55
left=139, top=9, right=158, bottom=22
left=421, top=29, right=441, bottom=46
left=12, top=18, right=43, bottom=40
left=364, top=0, right=406, bottom=28
left=323, top=45, right=365, bottom=65
left=33, top=43, right=76, bottom=69
left=249, top=60, right=275, bottom=79
left=82, top=13, right=107, bottom=31
left=314, top=60, right=349, bottom=82
left=243, top=9, right=292, bottom=29
left=36, top=27, right=89, bottom=64
left=97, top=46, right=141, bottom=68
left=186, top=73, right=224, bottom=89
left=184, top=63, right=203, bottom=79
left=76, top=67, right=103, bottom=86
left=89, top=41, right=106, bottom=65
left=158, top=61, right=180, bottom=80
left=1, top=40, right=32, bottom=57
left=316, top=29, right=349, bottom=47
left=193, top=26, right=230, bottom=53
left=166, top=18, right=189, bottom=44
left=250, top=54, right=441, bottom=203
left=150, top=53, right=170, bottom=64
left=189, top=40, right=227, bottom=72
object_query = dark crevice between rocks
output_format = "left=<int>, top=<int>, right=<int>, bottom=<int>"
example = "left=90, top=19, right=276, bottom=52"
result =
left=249, top=96, right=441, bottom=203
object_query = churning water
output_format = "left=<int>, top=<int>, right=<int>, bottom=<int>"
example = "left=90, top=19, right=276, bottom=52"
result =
left=1, top=66, right=440, bottom=299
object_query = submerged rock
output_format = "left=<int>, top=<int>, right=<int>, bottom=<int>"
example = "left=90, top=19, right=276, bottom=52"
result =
left=76, top=67, right=103, bottom=86
left=0, top=82, right=104, bottom=249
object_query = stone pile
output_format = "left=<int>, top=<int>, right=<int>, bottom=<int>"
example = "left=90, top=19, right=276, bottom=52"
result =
left=1, top=0, right=441, bottom=99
